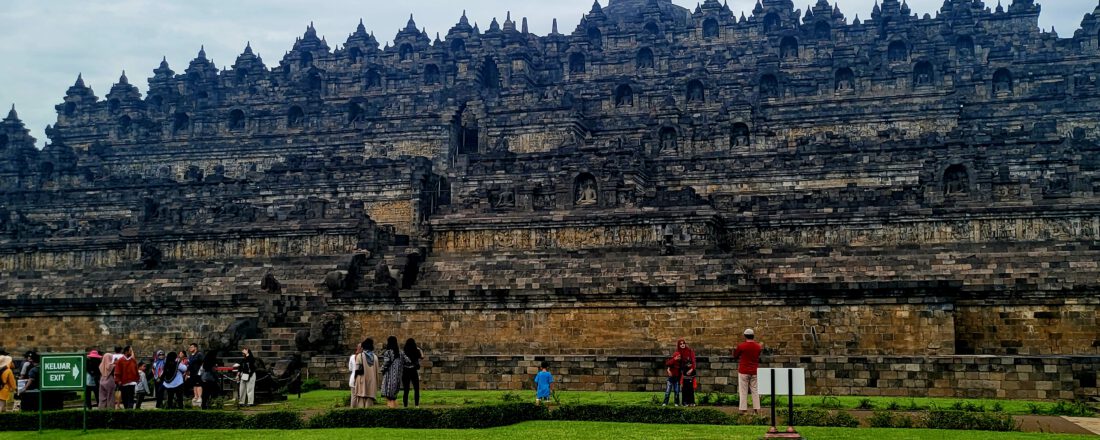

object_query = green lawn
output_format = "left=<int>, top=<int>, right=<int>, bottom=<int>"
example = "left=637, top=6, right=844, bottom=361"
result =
left=255, top=390, right=1092, bottom=416
left=13, top=422, right=1097, bottom=440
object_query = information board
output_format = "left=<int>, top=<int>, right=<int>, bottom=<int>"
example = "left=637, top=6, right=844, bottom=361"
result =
left=758, top=368, right=807, bottom=395
left=39, top=353, right=85, bottom=391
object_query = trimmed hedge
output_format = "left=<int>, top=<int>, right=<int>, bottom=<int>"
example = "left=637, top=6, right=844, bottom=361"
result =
left=307, top=403, right=547, bottom=429
left=0, top=404, right=1023, bottom=433
left=923, top=410, right=1019, bottom=432
left=0, top=410, right=248, bottom=431
left=549, top=404, right=739, bottom=425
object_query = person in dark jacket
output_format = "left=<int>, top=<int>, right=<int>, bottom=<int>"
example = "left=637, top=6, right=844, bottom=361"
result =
left=402, top=338, right=424, bottom=407
left=199, top=350, right=219, bottom=409
left=84, top=350, right=102, bottom=410
left=186, top=343, right=204, bottom=407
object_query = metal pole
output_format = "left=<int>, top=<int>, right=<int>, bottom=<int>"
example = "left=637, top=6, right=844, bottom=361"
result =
left=769, top=369, right=776, bottom=429
left=788, top=368, right=795, bottom=428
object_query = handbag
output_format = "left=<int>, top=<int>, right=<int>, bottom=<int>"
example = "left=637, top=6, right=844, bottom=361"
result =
left=354, top=353, right=365, bottom=376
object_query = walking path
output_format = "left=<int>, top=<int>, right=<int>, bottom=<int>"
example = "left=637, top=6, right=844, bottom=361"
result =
left=1064, top=417, right=1100, bottom=436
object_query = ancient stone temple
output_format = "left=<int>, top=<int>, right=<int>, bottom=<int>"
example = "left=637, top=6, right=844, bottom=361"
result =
left=2, top=0, right=1099, bottom=399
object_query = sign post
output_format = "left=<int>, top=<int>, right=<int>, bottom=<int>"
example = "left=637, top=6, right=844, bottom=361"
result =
left=758, top=367, right=806, bottom=439
left=38, top=353, right=87, bottom=433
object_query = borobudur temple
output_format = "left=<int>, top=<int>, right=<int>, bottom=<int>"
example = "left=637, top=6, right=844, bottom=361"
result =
left=1, top=0, right=1099, bottom=398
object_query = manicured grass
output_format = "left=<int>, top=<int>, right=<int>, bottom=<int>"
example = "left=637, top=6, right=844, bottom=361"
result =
left=255, top=390, right=1092, bottom=417
left=12, top=422, right=1097, bottom=440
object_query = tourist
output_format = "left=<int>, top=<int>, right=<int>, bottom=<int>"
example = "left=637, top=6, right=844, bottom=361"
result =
left=534, top=362, right=554, bottom=406
left=732, top=328, right=763, bottom=414
left=19, top=351, right=35, bottom=379
left=350, top=338, right=379, bottom=408
left=152, top=350, right=165, bottom=408
left=347, top=342, right=361, bottom=390
left=200, top=350, right=219, bottom=409
left=186, top=343, right=204, bottom=407
left=676, top=338, right=697, bottom=407
left=237, top=348, right=257, bottom=407
left=402, top=338, right=423, bottom=407
left=115, top=345, right=139, bottom=409
left=663, top=343, right=682, bottom=406
left=161, top=351, right=185, bottom=409
left=380, top=335, right=410, bottom=408
left=135, top=362, right=150, bottom=409
left=0, top=355, right=16, bottom=411
left=98, top=347, right=118, bottom=409
left=84, top=350, right=102, bottom=409
left=18, top=352, right=39, bottom=411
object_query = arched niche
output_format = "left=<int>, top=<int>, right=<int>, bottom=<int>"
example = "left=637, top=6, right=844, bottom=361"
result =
left=424, top=64, right=441, bottom=85
left=835, top=68, right=855, bottom=92
left=574, top=173, right=599, bottom=207
left=730, top=123, right=750, bottom=147
left=888, top=40, right=908, bottom=62
left=636, top=47, right=655, bottom=69
left=614, top=84, right=634, bottom=107
left=347, top=101, right=366, bottom=124
left=228, top=109, right=245, bottom=131
left=760, top=74, right=779, bottom=98
left=172, top=113, right=190, bottom=134
left=780, top=36, right=799, bottom=59
left=913, top=61, right=934, bottom=88
left=117, top=115, right=132, bottom=137
left=956, top=36, right=974, bottom=58
left=480, top=58, right=501, bottom=90
left=944, top=164, right=969, bottom=196
left=658, top=127, right=678, bottom=153
left=702, top=18, right=719, bottom=38
left=569, top=53, right=586, bottom=74
left=399, top=44, right=414, bottom=61
left=815, top=21, right=831, bottom=40
left=993, top=68, right=1013, bottom=96
left=763, top=13, right=780, bottom=33
left=287, top=106, right=305, bottom=128
left=686, top=79, right=705, bottom=103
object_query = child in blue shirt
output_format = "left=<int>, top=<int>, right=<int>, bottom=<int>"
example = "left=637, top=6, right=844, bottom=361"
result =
left=534, top=362, right=554, bottom=405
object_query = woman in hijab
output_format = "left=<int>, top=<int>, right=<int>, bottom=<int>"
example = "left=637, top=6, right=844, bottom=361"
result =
left=676, top=338, right=697, bottom=406
left=161, top=351, right=185, bottom=409
left=98, top=347, right=119, bottom=409
left=350, top=338, right=379, bottom=408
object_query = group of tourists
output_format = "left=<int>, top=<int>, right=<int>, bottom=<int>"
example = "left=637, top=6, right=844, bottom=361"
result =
left=663, top=329, right=763, bottom=414
left=348, top=336, right=423, bottom=408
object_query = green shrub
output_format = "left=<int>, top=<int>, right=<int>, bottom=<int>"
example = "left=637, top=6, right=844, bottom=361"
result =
left=781, top=408, right=858, bottom=428
left=501, top=391, right=524, bottom=403
left=307, top=403, right=546, bottom=429
left=886, top=401, right=900, bottom=411
left=246, top=411, right=303, bottom=430
left=923, top=410, right=1018, bottom=431
left=300, top=377, right=323, bottom=392
left=829, top=410, right=860, bottom=428
left=869, top=410, right=895, bottom=428
left=870, top=410, right=915, bottom=428
left=991, top=402, right=1004, bottom=412
left=1046, top=400, right=1095, bottom=417
left=817, top=396, right=843, bottom=409
left=550, top=404, right=735, bottom=425
left=856, top=398, right=874, bottom=410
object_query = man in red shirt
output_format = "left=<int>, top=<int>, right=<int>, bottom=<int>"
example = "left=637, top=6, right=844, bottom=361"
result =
left=731, top=328, right=762, bottom=414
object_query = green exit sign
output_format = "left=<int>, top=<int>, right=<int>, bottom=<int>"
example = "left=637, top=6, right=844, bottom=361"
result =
left=39, top=353, right=85, bottom=391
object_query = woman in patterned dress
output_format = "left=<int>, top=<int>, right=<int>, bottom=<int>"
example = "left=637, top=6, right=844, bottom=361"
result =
left=380, top=335, right=411, bottom=408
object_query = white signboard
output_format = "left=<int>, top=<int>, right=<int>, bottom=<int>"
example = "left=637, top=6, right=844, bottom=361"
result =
left=757, top=368, right=807, bottom=395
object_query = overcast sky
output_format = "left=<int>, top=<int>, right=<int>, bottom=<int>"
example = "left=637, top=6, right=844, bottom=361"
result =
left=0, top=0, right=1091, bottom=146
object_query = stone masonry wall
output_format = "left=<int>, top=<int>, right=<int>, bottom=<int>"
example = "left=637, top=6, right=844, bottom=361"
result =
left=307, top=354, right=1099, bottom=401
left=340, top=303, right=955, bottom=357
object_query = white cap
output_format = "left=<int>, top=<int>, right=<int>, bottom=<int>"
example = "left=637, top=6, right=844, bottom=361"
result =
left=744, top=328, right=754, bottom=336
